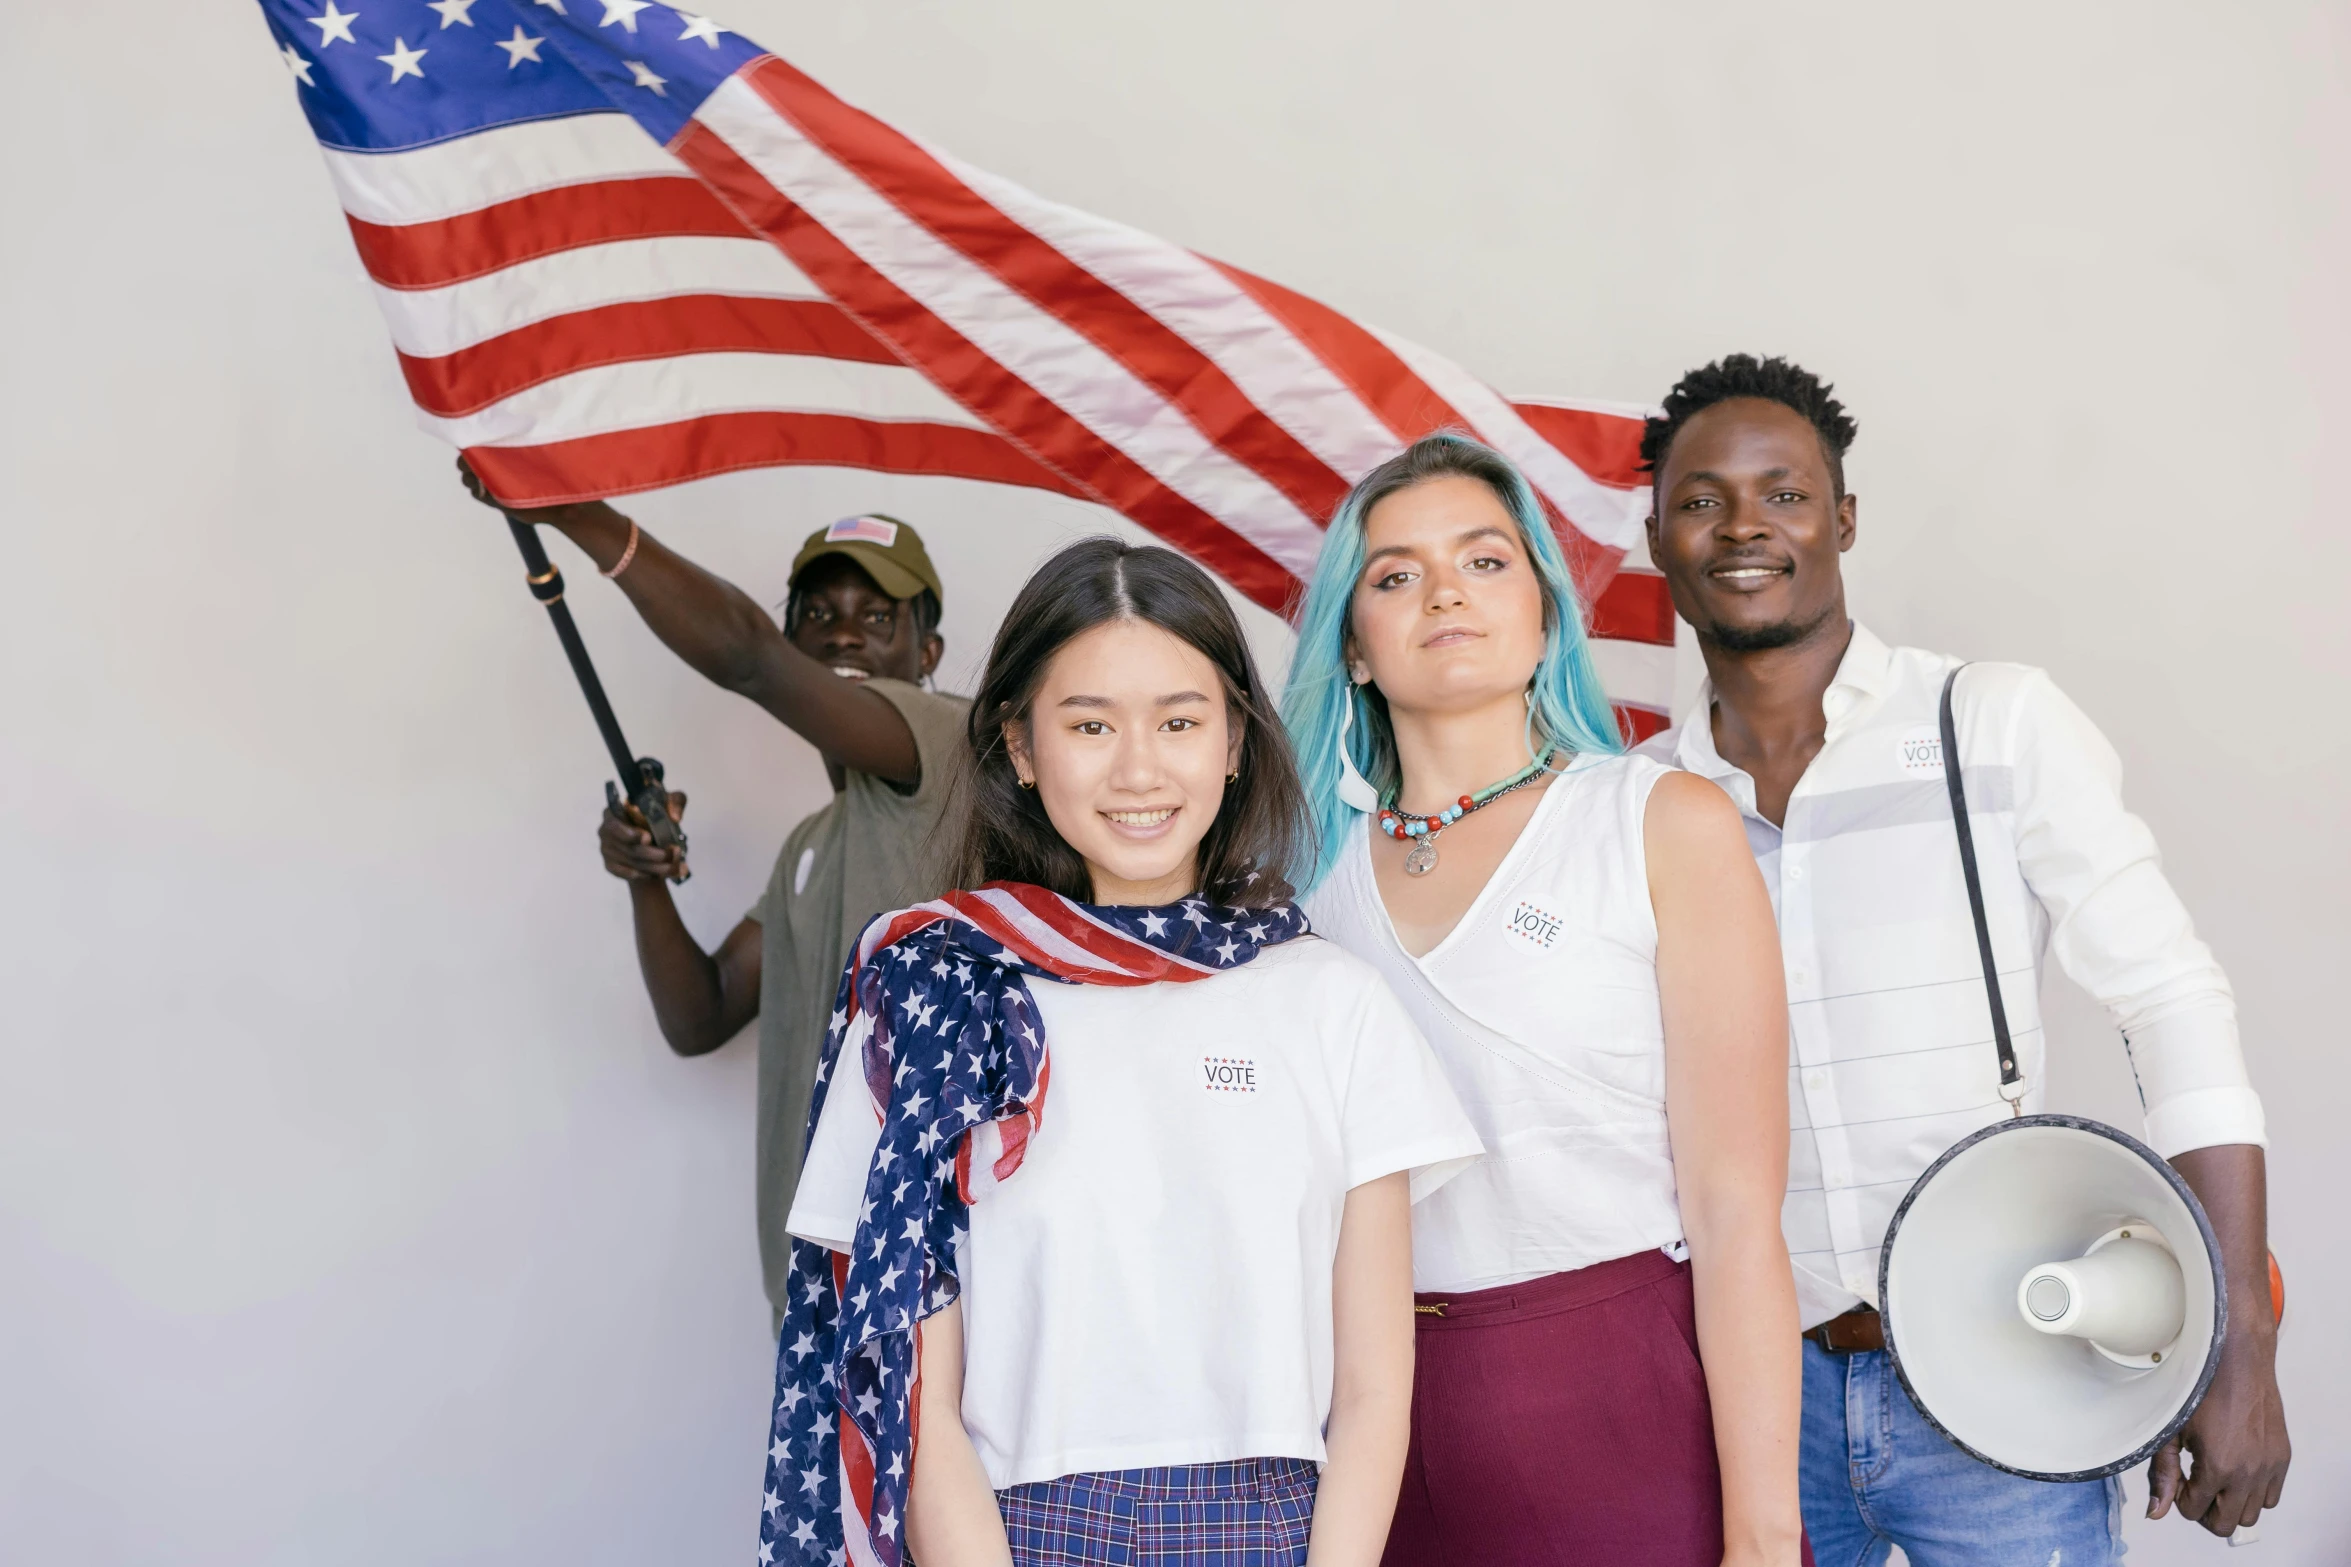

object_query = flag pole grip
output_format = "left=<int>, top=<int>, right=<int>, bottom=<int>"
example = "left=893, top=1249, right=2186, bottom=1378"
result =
left=504, top=518, right=689, bottom=880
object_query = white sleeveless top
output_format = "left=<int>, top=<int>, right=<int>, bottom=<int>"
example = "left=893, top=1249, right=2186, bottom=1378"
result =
left=1303, top=751, right=1683, bottom=1293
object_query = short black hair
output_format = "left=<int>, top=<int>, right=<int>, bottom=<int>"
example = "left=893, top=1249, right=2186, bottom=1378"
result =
left=952, top=537, right=1307, bottom=907
left=1640, top=354, right=1858, bottom=498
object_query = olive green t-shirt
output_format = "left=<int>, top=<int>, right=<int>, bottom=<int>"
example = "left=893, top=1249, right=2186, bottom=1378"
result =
left=747, top=678, right=970, bottom=1317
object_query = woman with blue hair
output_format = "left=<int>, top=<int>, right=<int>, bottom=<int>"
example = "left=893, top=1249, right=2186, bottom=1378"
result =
left=1281, top=433, right=1809, bottom=1566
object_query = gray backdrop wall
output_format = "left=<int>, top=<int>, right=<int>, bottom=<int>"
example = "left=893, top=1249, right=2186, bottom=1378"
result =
left=4, top=2, right=2343, bottom=1562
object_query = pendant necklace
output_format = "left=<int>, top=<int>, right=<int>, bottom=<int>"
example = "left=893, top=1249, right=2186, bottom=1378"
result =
left=1377, top=757, right=1552, bottom=877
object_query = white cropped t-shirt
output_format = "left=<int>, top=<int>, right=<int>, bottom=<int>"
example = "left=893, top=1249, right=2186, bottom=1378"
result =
left=1304, top=751, right=1684, bottom=1294
left=786, top=936, right=1482, bottom=1489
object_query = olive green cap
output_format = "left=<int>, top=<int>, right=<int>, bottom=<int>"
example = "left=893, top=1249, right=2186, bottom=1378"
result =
left=788, top=515, right=943, bottom=606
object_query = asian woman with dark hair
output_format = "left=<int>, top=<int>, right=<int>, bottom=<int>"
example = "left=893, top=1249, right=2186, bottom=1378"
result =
left=765, top=538, right=1482, bottom=1567
left=949, top=538, right=1307, bottom=906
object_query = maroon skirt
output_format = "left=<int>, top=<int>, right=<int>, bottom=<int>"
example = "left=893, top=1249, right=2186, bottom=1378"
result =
left=1382, top=1249, right=1738, bottom=1567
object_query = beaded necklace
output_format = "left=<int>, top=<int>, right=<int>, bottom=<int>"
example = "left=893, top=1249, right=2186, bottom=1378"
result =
left=1376, top=756, right=1553, bottom=877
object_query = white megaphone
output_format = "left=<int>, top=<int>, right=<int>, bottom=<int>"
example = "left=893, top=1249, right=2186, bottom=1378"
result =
left=1879, top=1112, right=2228, bottom=1480
left=1878, top=668, right=2234, bottom=1483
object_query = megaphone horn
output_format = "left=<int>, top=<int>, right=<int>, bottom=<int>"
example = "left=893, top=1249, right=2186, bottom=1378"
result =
left=1879, top=1113, right=2228, bottom=1482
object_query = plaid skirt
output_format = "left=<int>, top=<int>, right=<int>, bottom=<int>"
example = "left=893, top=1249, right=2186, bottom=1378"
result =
left=997, top=1457, right=1318, bottom=1566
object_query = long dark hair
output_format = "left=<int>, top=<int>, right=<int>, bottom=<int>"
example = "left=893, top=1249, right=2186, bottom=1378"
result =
left=953, top=537, right=1307, bottom=906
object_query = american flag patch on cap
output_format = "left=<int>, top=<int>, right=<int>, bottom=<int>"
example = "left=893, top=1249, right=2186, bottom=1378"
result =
left=826, top=515, right=901, bottom=547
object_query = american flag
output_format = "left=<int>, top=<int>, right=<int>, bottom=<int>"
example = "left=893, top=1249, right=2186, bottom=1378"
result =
left=775, top=885, right=1309, bottom=1567
left=254, top=0, right=1679, bottom=738
left=822, top=515, right=902, bottom=549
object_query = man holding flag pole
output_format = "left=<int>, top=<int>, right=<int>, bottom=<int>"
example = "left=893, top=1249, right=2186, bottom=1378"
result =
left=463, top=457, right=970, bottom=1334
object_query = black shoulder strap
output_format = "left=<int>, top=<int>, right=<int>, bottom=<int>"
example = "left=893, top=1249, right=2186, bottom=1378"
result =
left=1938, top=665, right=2023, bottom=1107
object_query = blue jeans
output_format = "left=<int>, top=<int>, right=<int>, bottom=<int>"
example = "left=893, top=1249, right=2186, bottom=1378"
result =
left=1802, top=1341, right=2124, bottom=1567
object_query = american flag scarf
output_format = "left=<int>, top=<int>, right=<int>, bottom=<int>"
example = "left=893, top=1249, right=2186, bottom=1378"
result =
left=763, top=882, right=1310, bottom=1567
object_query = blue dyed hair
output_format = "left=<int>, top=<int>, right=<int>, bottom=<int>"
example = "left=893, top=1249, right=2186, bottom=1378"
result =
left=1279, top=431, right=1624, bottom=892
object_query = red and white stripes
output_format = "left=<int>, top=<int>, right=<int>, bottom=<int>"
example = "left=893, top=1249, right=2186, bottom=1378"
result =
left=324, top=109, right=1075, bottom=510
left=320, top=49, right=1678, bottom=720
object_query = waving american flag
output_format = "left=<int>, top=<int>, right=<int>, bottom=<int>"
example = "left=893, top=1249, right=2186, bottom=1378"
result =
left=254, top=0, right=1677, bottom=736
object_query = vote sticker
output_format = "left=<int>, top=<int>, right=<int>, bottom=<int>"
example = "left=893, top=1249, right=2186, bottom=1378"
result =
left=1898, top=726, right=1946, bottom=777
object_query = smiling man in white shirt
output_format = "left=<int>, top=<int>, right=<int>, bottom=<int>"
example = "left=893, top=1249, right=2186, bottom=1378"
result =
left=1635, top=355, right=2290, bottom=1560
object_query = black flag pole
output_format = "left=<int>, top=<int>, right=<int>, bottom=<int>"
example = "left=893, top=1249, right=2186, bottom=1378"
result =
left=504, top=518, right=690, bottom=882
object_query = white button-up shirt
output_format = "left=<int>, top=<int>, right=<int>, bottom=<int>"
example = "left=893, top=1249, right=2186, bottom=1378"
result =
left=1641, top=623, right=2265, bottom=1328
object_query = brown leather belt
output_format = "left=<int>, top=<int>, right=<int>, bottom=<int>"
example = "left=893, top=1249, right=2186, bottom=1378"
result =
left=1805, top=1306, right=1885, bottom=1354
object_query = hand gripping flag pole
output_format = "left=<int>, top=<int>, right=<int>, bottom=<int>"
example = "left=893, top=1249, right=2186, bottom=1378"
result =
left=504, top=520, right=689, bottom=882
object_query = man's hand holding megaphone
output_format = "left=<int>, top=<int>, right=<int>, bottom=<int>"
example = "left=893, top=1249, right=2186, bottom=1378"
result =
left=2144, top=1147, right=2290, bottom=1538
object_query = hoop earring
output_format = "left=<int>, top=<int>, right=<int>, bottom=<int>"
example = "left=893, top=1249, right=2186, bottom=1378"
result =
left=1016, top=774, right=1035, bottom=790
left=1335, top=686, right=1382, bottom=813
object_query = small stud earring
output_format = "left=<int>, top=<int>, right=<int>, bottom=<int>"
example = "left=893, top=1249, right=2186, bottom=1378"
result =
left=1227, top=767, right=1240, bottom=782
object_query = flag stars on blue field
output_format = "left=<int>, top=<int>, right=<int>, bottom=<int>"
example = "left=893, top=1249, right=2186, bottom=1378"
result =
left=266, top=0, right=767, bottom=153
left=378, top=36, right=428, bottom=81
left=494, top=26, right=544, bottom=66
left=307, top=1, right=359, bottom=45
left=281, top=1, right=730, bottom=100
